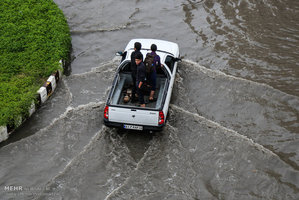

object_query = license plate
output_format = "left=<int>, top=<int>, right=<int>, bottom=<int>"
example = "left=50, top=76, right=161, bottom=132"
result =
left=123, top=124, right=143, bottom=130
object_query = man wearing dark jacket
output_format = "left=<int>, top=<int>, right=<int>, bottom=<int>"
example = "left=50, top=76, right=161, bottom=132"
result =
left=135, top=52, right=146, bottom=107
left=147, top=44, right=161, bottom=101
left=131, top=42, right=143, bottom=102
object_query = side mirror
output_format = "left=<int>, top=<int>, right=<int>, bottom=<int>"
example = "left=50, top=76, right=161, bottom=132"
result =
left=115, top=51, right=123, bottom=56
left=174, top=57, right=182, bottom=62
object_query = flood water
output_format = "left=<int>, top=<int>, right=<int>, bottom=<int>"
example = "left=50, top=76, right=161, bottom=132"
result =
left=1, top=0, right=298, bottom=199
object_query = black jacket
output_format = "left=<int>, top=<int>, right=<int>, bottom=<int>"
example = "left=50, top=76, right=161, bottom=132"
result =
left=136, top=62, right=146, bottom=83
left=131, top=50, right=143, bottom=73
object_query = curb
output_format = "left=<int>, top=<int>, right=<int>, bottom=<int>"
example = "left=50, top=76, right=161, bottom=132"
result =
left=0, top=60, right=64, bottom=143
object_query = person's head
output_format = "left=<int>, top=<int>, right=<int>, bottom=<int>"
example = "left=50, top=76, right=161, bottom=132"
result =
left=135, top=52, right=143, bottom=65
left=134, top=42, right=142, bottom=51
left=151, top=44, right=157, bottom=52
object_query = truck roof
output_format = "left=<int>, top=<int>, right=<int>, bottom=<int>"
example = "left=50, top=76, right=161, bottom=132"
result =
left=125, top=39, right=179, bottom=57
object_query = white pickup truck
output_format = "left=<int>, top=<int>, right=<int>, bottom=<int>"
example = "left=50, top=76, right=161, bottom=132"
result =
left=104, top=39, right=180, bottom=131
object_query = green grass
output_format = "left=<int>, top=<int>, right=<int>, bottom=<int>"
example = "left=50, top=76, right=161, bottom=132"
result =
left=0, top=0, right=71, bottom=127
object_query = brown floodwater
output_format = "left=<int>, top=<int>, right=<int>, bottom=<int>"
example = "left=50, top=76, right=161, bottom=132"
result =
left=1, top=0, right=298, bottom=199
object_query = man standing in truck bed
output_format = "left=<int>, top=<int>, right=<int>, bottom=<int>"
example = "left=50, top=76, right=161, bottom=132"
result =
left=145, top=44, right=161, bottom=101
left=135, top=52, right=146, bottom=107
left=130, top=42, right=143, bottom=103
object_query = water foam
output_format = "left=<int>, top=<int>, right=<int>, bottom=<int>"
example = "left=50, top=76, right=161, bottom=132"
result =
left=103, top=143, right=154, bottom=200
left=28, top=102, right=105, bottom=146
left=70, top=24, right=131, bottom=34
left=70, top=8, right=140, bottom=35
left=103, top=134, right=162, bottom=200
left=69, top=59, right=119, bottom=77
left=35, top=124, right=108, bottom=200
left=182, top=59, right=299, bottom=100
left=62, top=78, right=73, bottom=105
left=169, top=103, right=277, bottom=157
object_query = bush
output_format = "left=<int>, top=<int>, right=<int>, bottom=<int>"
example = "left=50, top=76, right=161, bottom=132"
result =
left=0, top=0, right=71, bottom=127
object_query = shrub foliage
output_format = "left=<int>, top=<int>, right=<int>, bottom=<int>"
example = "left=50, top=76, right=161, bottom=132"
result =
left=0, top=0, right=71, bottom=127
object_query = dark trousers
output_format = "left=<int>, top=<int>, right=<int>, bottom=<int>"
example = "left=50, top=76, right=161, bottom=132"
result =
left=149, top=71, right=157, bottom=91
left=136, top=81, right=144, bottom=104
left=131, top=71, right=137, bottom=99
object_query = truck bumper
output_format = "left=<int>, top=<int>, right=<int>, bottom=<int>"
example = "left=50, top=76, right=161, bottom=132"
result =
left=103, top=119, right=164, bottom=131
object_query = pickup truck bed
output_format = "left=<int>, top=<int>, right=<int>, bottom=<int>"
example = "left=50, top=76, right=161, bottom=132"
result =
left=110, top=72, right=167, bottom=109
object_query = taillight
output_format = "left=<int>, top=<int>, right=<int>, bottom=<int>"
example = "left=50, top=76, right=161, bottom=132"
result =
left=104, top=105, right=109, bottom=119
left=158, top=111, right=164, bottom=125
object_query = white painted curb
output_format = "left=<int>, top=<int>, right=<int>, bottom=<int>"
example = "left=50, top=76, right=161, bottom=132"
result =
left=48, top=75, right=57, bottom=91
left=37, top=87, right=48, bottom=104
left=0, top=60, right=64, bottom=143
left=0, top=126, right=8, bottom=142
left=29, top=101, right=36, bottom=117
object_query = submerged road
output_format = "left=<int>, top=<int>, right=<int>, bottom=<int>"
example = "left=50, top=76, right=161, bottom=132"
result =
left=1, top=0, right=298, bottom=199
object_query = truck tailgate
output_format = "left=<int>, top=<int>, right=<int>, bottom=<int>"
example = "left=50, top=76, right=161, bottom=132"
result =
left=109, top=107, right=158, bottom=126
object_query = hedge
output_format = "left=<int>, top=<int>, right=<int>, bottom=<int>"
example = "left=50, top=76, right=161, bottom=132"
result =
left=0, top=0, right=71, bottom=127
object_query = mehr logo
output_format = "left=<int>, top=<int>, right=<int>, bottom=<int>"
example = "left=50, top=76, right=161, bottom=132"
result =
left=4, top=185, right=23, bottom=191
